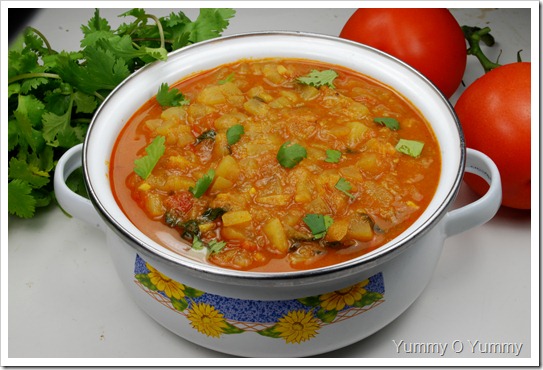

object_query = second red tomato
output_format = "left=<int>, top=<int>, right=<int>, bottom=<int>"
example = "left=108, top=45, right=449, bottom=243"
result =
left=339, top=8, right=467, bottom=98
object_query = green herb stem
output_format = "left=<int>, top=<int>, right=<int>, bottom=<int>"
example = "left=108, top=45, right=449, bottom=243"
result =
left=146, top=14, right=165, bottom=49
left=8, top=72, right=61, bottom=84
left=27, top=26, right=54, bottom=54
left=462, top=26, right=502, bottom=73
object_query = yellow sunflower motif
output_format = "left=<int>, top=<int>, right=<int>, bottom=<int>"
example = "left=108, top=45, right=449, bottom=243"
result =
left=319, top=279, right=369, bottom=311
left=186, top=302, right=229, bottom=338
left=146, top=263, right=186, bottom=300
left=275, top=310, right=320, bottom=344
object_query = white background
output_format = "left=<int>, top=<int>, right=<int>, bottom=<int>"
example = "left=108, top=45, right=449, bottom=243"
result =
left=4, top=3, right=537, bottom=366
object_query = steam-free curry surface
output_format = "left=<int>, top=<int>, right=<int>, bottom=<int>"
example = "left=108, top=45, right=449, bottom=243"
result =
left=110, top=58, right=441, bottom=272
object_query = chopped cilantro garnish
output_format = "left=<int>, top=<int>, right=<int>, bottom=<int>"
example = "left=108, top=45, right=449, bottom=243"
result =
left=191, top=235, right=206, bottom=250
left=226, top=124, right=245, bottom=146
left=374, top=117, right=400, bottom=131
left=189, top=169, right=215, bottom=198
left=335, top=177, right=356, bottom=199
left=303, top=214, right=334, bottom=239
left=218, top=73, right=235, bottom=85
left=191, top=236, right=226, bottom=254
left=325, top=149, right=342, bottom=163
left=396, top=139, right=425, bottom=158
left=277, top=142, right=307, bottom=168
left=208, top=240, right=227, bottom=254
left=156, top=82, right=189, bottom=107
left=133, top=135, right=166, bottom=179
left=297, top=69, right=338, bottom=89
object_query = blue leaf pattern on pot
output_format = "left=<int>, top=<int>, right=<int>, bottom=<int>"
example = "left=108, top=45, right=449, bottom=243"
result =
left=134, top=254, right=384, bottom=342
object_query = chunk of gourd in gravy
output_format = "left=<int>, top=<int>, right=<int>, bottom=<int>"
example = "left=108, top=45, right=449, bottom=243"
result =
left=197, top=85, right=226, bottom=105
left=346, top=121, right=369, bottom=147
left=160, top=106, right=187, bottom=123
left=243, top=97, right=270, bottom=116
left=347, top=215, right=374, bottom=241
left=222, top=210, right=252, bottom=226
left=325, top=218, right=350, bottom=242
left=215, top=155, right=241, bottom=182
left=263, top=217, right=289, bottom=254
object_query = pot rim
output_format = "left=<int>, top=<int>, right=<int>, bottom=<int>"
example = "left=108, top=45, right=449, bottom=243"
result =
left=83, top=31, right=465, bottom=286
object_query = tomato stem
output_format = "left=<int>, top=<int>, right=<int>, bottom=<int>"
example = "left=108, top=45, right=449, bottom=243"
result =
left=462, top=26, right=502, bottom=73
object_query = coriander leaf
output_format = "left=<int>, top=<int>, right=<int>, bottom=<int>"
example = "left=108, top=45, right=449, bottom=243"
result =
left=134, top=135, right=166, bottom=179
left=191, top=235, right=206, bottom=250
left=277, top=142, right=307, bottom=168
left=218, top=73, right=235, bottom=85
left=374, top=117, right=400, bottom=131
left=54, top=47, right=130, bottom=95
left=42, top=97, right=82, bottom=148
left=8, top=157, right=50, bottom=188
left=73, top=91, right=98, bottom=114
left=325, top=149, right=342, bottom=163
left=335, top=177, right=356, bottom=199
left=80, top=8, right=114, bottom=47
left=396, top=139, right=424, bottom=158
left=226, top=124, right=244, bottom=145
left=303, top=214, right=334, bottom=239
left=208, top=240, right=227, bottom=254
left=297, top=69, right=338, bottom=89
left=156, top=82, right=189, bottom=107
left=8, top=179, right=36, bottom=218
left=185, top=9, right=237, bottom=42
left=189, top=169, right=215, bottom=198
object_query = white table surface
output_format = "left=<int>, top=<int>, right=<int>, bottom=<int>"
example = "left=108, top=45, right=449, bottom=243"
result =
left=4, top=5, right=537, bottom=366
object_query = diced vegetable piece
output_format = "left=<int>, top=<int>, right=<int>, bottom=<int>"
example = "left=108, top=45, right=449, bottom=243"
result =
left=347, top=121, right=369, bottom=147
left=215, top=155, right=240, bottom=181
left=188, top=103, right=215, bottom=120
left=215, top=112, right=246, bottom=130
left=198, top=222, right=216, bottom=233
left=222, top=210, right=252, bottom=226
left=243, top=98, right=269, bottom=116
left=163, top=175, right=195, bottom=192
left=255, top=194, right=291, bottom=206
left=161, top=106, right=187, bottom=123
left=176, top=125, right=194, bottom=147
left=219, top=82, right=243, bottom=105
left=325, top=218, right=350, bottom=242
left=221, top=226, right=246, bottom=240
left=347, top=216, right=374, bottom=241
left=269, top=96, right=293, bottom=108
left=299, top=85, right=320, bottom=100
left=145, top=193, right=164, bottom=217
left=347, top=101, right=370, bottom=118
left=356, top=153, right=380, bottom=174
left=396, top=139, right=424, bottom=157
left=197, top=85, right=226, bottom=105
left=144, top=118, right=163, bottom=131
left=210, top=176, right=233, bottom=191
left=263, top=64, right=286, bottom=84
left=247, top=86, right=273, bottom=102
left=263, top=217, right=289, bottom=253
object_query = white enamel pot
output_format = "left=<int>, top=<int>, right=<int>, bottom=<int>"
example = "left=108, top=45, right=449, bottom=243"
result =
left=54, top=32, right=501, bottom=357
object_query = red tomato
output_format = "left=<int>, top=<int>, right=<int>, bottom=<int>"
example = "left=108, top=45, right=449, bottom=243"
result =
left=339, top=8, right=467, bottom=98
left=455, top=62, right=531, bottom=210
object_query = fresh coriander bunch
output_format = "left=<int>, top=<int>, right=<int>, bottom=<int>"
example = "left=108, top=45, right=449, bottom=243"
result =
left=7, top=8, right=236, bottom=218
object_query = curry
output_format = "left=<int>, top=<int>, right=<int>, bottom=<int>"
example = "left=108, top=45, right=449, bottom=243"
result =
left=110, top=58, right=441, bottom=272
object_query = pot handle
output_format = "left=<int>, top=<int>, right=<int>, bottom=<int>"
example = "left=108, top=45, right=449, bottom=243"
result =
left=443, top=148, right=502, bottom=237
left=54, top=143, right=106, bottom=231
